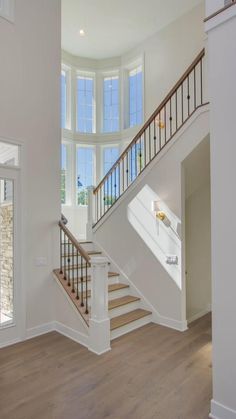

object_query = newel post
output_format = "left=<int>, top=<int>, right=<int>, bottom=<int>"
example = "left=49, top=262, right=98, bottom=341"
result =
left=86, top=186, right=95, bottom=241
left=88, top=256, right=111, bottom=355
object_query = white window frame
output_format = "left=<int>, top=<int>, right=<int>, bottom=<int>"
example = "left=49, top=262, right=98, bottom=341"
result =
left=0, top=0, right=14, bottom=22
left=75, top=144, right=95, bottom=207
left=61, top=64, right=71, bottom=131
left=76, top=71, right=96, bottom=134
left=102, top=70, right=120, bottom=134
left=123, top=56, right=144, bottom=130
left=61, top=142, right=72, bottom=206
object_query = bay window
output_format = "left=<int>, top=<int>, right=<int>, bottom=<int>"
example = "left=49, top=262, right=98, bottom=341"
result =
left=76, top=74, right=95, bottom=134
left=103, top=75, right=119, bottom=133
left=76, top=146, right=94, bottom=205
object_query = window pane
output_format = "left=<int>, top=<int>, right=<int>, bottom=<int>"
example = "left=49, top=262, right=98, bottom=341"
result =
left=129, top=66, right=143, bottom=128
left=61, top=144, right=68, bottom=205
left=103, top=146, right=119, bottom=175
left=76, top=147, right=94, bottom=205
left=61, top=71, right=67, bottom=129
left=103, top=76, right=119, bottom=133
left=76, top=76, right=95, bottom=134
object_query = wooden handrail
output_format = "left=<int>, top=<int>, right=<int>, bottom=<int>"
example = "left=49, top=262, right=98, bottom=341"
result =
left=94, top=49, right=205, bottom=194
left=204, top=0, right=236, bottom=22
left=58, top=220, right=91, bottom=265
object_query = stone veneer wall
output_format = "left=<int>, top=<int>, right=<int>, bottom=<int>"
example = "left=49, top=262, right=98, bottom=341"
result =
left=0, top=203, right=13, bottom=317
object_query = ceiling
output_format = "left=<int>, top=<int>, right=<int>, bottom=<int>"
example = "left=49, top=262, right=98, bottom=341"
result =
left=61, top=0, right=203, bottom=59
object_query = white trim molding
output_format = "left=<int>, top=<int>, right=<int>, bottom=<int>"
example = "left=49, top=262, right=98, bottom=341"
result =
left=0, top=0, right=15, bottom=23
left=210, top=400, right=236, bottom=419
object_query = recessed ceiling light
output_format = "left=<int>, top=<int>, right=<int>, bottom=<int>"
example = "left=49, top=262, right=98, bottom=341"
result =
left=79, top=29, right=85, bottom=37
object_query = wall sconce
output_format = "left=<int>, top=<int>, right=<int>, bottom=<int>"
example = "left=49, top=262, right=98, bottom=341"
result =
left=152, top=201, right=171, bottom=227
left=155, top=117, right=165, bottom=129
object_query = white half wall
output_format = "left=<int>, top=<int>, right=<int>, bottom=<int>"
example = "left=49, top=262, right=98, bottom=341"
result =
left=94, top=107, right=209, bottom=326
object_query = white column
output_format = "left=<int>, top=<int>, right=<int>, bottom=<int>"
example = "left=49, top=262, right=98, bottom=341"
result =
left=88, top=256, right=111, bottom=355
left=86, top=186, right=95, bottom=241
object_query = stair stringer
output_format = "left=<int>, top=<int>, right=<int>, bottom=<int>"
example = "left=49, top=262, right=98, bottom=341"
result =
left=93, top=106, right=210, bottom=332
left=52, top=273, right=89, bottom=347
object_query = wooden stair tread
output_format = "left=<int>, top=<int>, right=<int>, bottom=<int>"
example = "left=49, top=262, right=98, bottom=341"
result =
left=108, top=295, right=140, bottom=310
left=110, top=309, right=152, bottom=331
left=80, top=283, right=129, bottom=298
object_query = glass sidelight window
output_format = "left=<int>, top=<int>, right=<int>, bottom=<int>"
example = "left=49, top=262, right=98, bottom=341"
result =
left=0, top=177, right=14, bottom=326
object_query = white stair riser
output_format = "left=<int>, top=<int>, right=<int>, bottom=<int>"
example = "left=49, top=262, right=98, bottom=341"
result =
left=83, top=287, right=129, bottom=305
left=111, top=314, right=152, bottom=340
left=107, top=288, right=130, bottom=300
left=109, top=300, right=140, bottom=319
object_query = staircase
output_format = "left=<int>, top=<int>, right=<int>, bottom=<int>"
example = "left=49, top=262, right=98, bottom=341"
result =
left=54, top=231, right=152, bottom=341
left=54, top=49, right=207, bottom=353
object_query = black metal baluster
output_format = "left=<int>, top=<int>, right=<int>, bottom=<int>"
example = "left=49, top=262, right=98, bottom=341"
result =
left=154, top=119, right=157, bottom=156
left=144, top=131, right=147, bottom=167
left=169, top=99, right=172, bottom=138
left=187, top=76, right=190, bottom=116
left=194, top=66, right=196, bottom=109
left=175, top=90, right=178, bottom=132
left=118, top=162, right=121, bottom=198
left=64, top=233, right=67, bottom=280
left=181, top=83, right=184, bottom=124
left=114, top=165, right=117, bottom=202
left=164, top=106, right=167, bottom=144
left=76, top=250, right=79, bottom=300
left=159, top=113, right=161, bottom=151
left=80, top=256, right=84, bottom=307
left=200, top=58, right=203, bottom=105
left=122, top=158, right=125, bottom=192
left=135, top=143, right=137, bottom=178
left=126, top=154, right=129, bottom=187
left=60, top=228, right=63, bottom=274
left=85, top=262, right=88, bottom=315
left=72, top=244, right=75, bottom=293
left=148, top=125, right=151, bottom=162
left=67, top=240, right=71, bottom=287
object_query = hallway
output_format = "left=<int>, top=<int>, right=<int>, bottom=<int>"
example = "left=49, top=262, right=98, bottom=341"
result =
left=0, top=314, right=212, bottom=419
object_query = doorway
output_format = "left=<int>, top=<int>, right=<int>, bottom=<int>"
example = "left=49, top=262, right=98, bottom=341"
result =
left=0, top=141, right=22, bottom=347
left=183, top=136, right=211, bottom=323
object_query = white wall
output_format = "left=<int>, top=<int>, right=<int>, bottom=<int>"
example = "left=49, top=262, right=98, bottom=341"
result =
left=185, top=142, right=211, bottom=321
left=122, top=2, right=205, bottom=119
left=94, top=107, right=209, bottom=327
left=62, top=2, right=206, bottom=240
left=206, top=4, right=236, bottom=418
left=0, top=0, right=61, bottom=333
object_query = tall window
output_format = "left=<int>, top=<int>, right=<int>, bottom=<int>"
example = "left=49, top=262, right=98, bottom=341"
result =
left=103, top=146, right=119, bottom=175
left=76, top=75, right=95, bottom=133
left=76, top=146, right=94, bottom=205
left=61, top=144, right=68, bottom=204
left=103, top=76, right=119, bottom=132
left=129, top=65, right=143, bottom=127
left=61, top=70, right=67, bottom=129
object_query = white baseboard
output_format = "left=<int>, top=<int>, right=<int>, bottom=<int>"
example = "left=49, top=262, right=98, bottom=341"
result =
left=26, top=322, right=54, bottom=339
left=210, top=400, right=236, bottom=419
left=54, top=321, right=89, bottom=349
left=154, top=312, right=188, bottom=332
left=0, top=337, right=21, bottom=349
left=187, top=306, right=212, bottom=324
left=26, top=321, right=89, bottom=349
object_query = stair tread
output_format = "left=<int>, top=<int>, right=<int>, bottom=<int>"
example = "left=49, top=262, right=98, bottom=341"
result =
left=80, top=283, right=129, bottom=298
left=108, top=295, right=140, bottom=310
left=110, top=309, right=152, bottom=331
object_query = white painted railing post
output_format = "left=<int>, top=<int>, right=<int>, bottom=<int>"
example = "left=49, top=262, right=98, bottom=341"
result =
left=88, top=256, right=111, bottom=355
left=86, top=186, right=95, bottom=241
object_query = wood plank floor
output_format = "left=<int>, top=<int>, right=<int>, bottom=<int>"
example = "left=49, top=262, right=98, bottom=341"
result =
left=0, top=314, right=212, bottom=419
